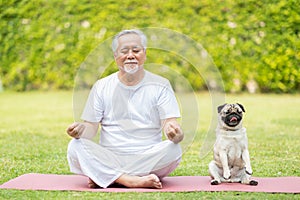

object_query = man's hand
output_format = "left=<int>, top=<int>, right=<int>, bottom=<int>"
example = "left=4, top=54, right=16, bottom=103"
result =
left=163, top=118, right=184, bottom=144
left=66, top=121, right=99, bottom=139
left=66, top=122, right=86, bottom=139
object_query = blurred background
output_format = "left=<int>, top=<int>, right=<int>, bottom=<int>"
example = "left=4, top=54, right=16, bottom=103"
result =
left=0, top=0, right=299, bottom=93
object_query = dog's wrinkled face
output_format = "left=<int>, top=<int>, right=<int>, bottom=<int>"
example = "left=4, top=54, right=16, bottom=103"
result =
left=218, top=103, right=245, bottom=130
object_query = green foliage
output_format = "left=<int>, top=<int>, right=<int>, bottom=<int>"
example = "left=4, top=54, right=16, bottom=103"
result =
left=0, top=0, right=299, bottom=92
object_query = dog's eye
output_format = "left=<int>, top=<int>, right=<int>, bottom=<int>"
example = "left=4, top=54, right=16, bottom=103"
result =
left=237, top=110, right=242, bottom=113
left=225, top=110, right=230, bottom=114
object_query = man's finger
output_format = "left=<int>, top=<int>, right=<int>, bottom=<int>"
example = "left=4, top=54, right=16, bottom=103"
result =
left=67, top=123, right=77, bottom=131
left=168, top=123, right=177, bottom=129
left=169, top=123, right=180, bottom=132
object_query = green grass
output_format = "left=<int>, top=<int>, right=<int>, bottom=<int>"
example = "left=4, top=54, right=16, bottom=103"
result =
left=0, top=91, right=299, bottom=199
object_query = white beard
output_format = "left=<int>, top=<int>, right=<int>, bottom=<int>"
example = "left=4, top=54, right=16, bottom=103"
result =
left=122, top=64, right=139, bottom=74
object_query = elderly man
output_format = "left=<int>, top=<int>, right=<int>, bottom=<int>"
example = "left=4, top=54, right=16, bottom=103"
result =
left=66, top=29, right=184, bottom=189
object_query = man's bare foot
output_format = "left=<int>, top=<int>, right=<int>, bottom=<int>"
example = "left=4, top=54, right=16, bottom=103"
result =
left=88, top=178, right=101, bottom=188
left=115, top=174, right=162, bottom=189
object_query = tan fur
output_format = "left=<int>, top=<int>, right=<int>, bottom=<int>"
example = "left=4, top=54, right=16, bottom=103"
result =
left=208, top=103, right=258, bottom=185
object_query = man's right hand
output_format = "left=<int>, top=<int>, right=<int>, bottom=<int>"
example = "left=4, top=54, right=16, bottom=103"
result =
left=66, top=122, right=86, bottom=139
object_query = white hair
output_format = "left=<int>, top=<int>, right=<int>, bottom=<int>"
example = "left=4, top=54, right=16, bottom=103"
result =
left=111, top=29, right=147, bottom=53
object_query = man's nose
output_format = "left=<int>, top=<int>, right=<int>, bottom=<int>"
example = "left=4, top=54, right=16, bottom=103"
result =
left=126, top=50, right=135, bottom=59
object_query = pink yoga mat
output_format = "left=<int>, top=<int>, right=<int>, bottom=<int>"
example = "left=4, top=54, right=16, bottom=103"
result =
left=0, top=173, right=299, bottom=193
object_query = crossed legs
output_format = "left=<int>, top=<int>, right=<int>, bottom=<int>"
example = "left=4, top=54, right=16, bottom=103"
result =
left=68, top=139, right=181, bottom=189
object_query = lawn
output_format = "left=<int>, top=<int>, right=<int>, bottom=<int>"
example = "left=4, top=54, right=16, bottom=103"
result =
left=0, top=91, right=299, bottom=199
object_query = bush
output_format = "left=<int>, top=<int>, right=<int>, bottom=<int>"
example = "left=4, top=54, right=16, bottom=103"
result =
left=0, top=0, right=299, bottom=92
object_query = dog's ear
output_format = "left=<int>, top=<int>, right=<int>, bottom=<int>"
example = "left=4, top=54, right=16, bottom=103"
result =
left=217, top=104, right=227, bottom=113
left=237, top=103, right=245, bottom=112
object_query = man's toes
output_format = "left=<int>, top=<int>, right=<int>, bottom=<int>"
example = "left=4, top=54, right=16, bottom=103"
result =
left=88, top=178, right=100, bottom=188
left=155, top=181, right=162, bottom=189
left=149, top=174, right=162, bottom=188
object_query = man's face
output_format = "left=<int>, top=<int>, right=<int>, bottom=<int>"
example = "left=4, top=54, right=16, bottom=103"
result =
left=114, top=33, right=146, bottom=73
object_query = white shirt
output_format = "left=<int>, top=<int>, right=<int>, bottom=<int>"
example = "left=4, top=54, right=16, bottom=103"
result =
left=81, top=70, right=180, bottom=154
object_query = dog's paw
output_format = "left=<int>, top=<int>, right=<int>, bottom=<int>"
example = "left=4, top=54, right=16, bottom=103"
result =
left=211, top=180, right=220, bottom=185
left=249, top=180, right=258, bottom=186
left=245, top=167, right=253, bottom=175
left=223, top=171, right=231, bottom=180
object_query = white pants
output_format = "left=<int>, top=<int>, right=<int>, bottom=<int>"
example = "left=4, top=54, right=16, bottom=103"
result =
left=67, top=138, right=182, bottom=188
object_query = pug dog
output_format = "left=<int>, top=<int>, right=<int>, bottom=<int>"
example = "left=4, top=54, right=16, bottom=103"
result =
left=208, top=103, right=258, bottom=186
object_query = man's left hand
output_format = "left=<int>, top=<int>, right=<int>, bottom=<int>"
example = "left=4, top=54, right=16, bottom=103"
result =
left=164, top=119, right=184, bottom=144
